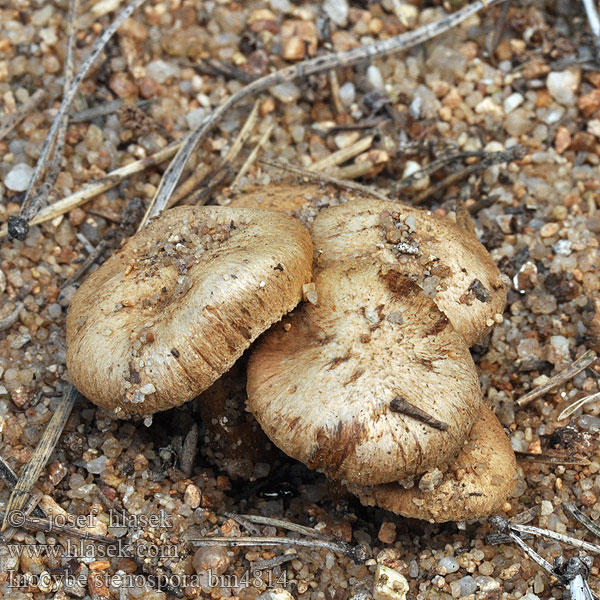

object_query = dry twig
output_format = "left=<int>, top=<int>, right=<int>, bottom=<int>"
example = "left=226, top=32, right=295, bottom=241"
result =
left=517, top=350, right=598, bottom=407
left=232, top=123, right=275, bottom=188
left=1, top=385, right=79, bottom=530
left=0, top=143, right=181, bottom=239
left=558, top=390, right=600, bottom=421
left=30, top=0, right=79, bottom=219
left=9, top=0, right=148, bottom=241
left=260, top=158, right=389, bottom=201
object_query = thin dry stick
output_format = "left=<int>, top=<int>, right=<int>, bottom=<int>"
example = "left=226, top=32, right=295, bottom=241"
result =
left=166, top=164, right=212, bottom=208
left=562, top=502, right=600, bottom=539
left=310, top=136, right=373, bottom=172
left=10, top=0, right=147, bottom=240
left=390, top=396, right=449, bottom=431
left=1, top=385, right=78, bottom=530
left=517, top=350, right=598, bottom=407
left=558, top=390, right=600, bottom=421
left=0, top=89, right=47, bottom=142
left=329, top=69, right=344, bottom=115
left=515, top=452, right=590, bottom=466
left=508, top=521, right=600, bottom=555
left=232, top=123, right=274, bottom=188
left=582, top=0, right=600, bottom=57
left=189, top=535, right=365, bottom=562
left=30, top=0, right=79, bottom=217
left=230, top=514, right=337, bottom=540
left=260, top=158, right=389, bottom=201
left=141, top=0, right=505, bottom=227
left=336, top=158, right=383, bottom=179
left=61, top=240, right=108, bottom=290
left=0, top=142, right=181, bottom=238
left=70, top=98, right=154, bottom=123
left=412, top=146, right=526, bottom=204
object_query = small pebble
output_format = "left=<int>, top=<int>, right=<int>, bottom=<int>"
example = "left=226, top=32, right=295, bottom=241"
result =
left=503, top=92, right=524, bottom=113
left=339, top=81, right=356, bottom=107
left=540, top=222, right=560, bottom=237
left=367, top=65, right=384, bottom=91
left=323, top=0, right=349, bottom=27
left=438, top=556, right=460, bottom=574
left=377, top=521, right=397, bottom=544
left=5, top=162, right=34, bottom=191
left=546, top=68, right=580, bottom=106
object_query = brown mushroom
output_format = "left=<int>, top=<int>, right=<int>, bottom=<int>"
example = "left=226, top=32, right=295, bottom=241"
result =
left=348, top=405, right=517, bottom=522
left=310, top=199, right=506, bottom=346
left=246, top=260, right=482, bottom=486
left=66, top=205, right=313, bottom=417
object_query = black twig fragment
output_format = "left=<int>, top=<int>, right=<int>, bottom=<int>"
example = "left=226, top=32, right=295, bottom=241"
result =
left=390, top=396, right=449, bottom=431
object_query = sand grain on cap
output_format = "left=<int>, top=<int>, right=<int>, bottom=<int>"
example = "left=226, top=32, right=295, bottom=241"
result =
left=311, top=199, right=506, bottom=346
left=66, top=205, right=313, bottom=417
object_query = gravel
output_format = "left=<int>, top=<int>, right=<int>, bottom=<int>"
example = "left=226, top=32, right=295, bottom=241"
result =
left=1, top=0, right=600, bottom=599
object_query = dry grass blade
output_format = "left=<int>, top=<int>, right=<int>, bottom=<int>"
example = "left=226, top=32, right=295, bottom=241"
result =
left=309, top=136, right=373, bottom=172
left=558, top=390, right=600, bottom=421
left=153, top=101, right=259, bottom=217
left=229, top=513, right=335, bottom=539
left=582, top=0, right=600, bottom=56
left=517, top=350, right=597, bottom=407
left=140, top=0, right=504, bottom=226
left=260, top=158, right=389, bottom=201
left=11, top=0, right=147, bottom=239
left=1, top=385, right=79, bottom=531
left=0, top=457, right=46, bottom=519
left=232, top=123, right=275, bottom=189
left=0, top=89, right=47, bottom=142
left=562, top=502, right=600, bottom=538
left=515, top=452, right=590, bottom=466
left=0, top=142, right=181, bottom=239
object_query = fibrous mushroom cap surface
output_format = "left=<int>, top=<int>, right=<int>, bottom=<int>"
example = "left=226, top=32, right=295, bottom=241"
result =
left=247, top=261, right=481, bottom=486
left=311, top=199, right=507, bottom=346
left=349, top=405, right=517, bottom=522
left=67, top=205, right=313, bottom=417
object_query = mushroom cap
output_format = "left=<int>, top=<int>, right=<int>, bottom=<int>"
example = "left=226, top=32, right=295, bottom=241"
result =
left=66, top=205, right=313, bottom=417
left=246, top=261, right=482, bottom=486
left=310, top=199, right=506, bottom=346
left=348, top=405, right=517, bottom=522
left=227, top=183, right=348, bottom=224
left=227, top=183, right=316, bottom=215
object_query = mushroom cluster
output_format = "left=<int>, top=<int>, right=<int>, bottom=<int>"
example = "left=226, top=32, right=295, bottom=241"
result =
left=66, top=184, right=517, bottom=522
left=236, top=184, right=516, bottom=522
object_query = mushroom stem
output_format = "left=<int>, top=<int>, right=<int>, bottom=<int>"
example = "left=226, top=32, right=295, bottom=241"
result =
left=389, top=396, right=450, bottom=431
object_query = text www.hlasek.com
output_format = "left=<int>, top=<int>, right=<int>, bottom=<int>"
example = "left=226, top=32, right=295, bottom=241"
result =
left=6, top=538, right=179, bottom=560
